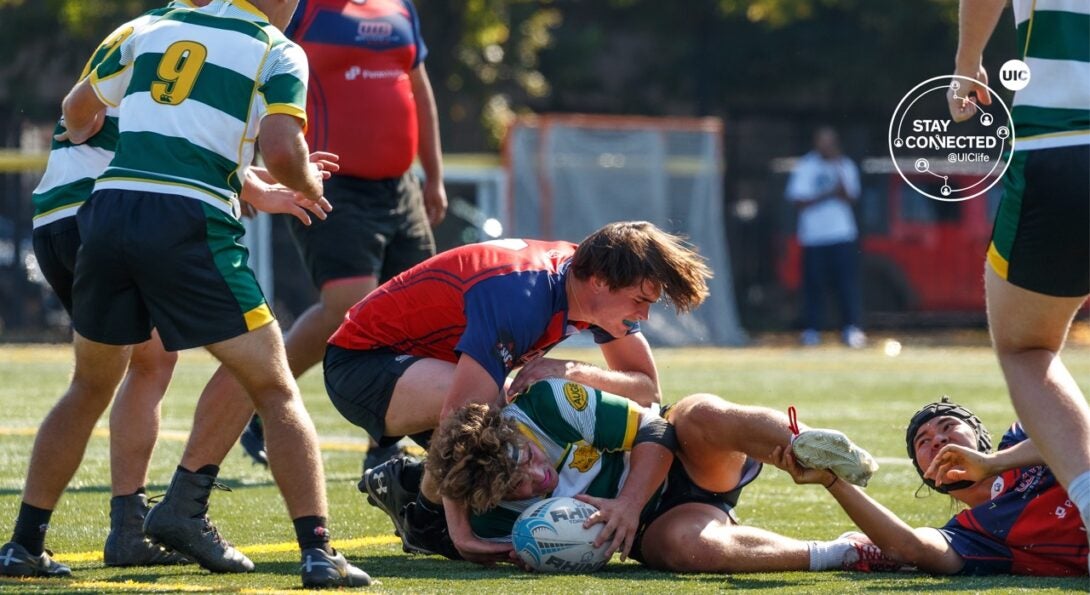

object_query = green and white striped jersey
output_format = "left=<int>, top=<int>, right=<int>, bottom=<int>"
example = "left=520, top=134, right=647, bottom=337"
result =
left=1011, top=0, right=1090, bottom=150
left=31, top=1, right=194, bottom=228
left=470, top=379, right=645, bottom=540
left=88, top=0, right=308, bottom=217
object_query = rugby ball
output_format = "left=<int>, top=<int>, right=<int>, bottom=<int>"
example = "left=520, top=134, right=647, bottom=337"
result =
left=511, top=496, right=610, bottom=573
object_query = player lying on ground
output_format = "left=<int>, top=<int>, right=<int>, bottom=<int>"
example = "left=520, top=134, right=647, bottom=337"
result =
left=425, top=378, right=889, bottom=572
left=775, top=396, right=1089, bottom=576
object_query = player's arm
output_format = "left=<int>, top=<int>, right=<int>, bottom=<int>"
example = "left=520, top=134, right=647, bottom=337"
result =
left=578, top=412, right=675, bottom=561
left=949, top=0, right=1006, bottom=121
left=411, top=64, right=447, bottom=226
left=439, top=354, right=505, bottom=420
left=925, top=439, right=1043, bottom=488
left=59, top=80, right=107, bottom=145
left=507, top=333, right=660, bottom=406
left=258, top=114, right=322, bottom=202
left=774, top=445, right=965, bottom=574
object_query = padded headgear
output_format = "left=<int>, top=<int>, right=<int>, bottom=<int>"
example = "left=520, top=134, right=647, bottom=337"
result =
left=905, top=395, right=992, bottom=493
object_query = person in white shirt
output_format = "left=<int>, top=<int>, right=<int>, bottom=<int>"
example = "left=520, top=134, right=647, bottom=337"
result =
left=785, top=126, right=865, bottom=348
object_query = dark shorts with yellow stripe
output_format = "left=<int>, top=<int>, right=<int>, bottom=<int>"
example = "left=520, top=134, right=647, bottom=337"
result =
left=73, top=189, right=273, bottom=351
left=988, top=145, right=1089, bottom=297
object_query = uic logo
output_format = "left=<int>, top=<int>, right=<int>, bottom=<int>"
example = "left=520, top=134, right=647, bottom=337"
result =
left=999, top=59, right=1031, bottom=91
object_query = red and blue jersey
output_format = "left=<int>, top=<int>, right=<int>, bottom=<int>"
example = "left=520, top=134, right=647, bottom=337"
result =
left=286, top=0, right=425, bottom=179
left=938, top=423, right=1089, bottom=576
left=329, top=239, right=632, bottom=389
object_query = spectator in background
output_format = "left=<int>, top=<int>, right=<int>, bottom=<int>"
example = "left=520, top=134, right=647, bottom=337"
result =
left=785, top=126, right=865, bottom=348
left=234, top=0, right=449, bottom=470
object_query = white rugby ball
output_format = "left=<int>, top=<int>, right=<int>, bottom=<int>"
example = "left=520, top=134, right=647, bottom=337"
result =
left=511, top=496, right=610, bottom=573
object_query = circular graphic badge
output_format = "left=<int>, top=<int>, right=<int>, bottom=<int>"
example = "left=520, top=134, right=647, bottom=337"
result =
left=888, top=75, right=1014, bottom=202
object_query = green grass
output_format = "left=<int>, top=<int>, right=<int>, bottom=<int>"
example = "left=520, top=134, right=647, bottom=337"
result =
left=0, top=342, right=1087, bottom=593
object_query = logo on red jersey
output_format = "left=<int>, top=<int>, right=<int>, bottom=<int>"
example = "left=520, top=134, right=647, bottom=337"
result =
left=356, top=21, right=393, bottom=42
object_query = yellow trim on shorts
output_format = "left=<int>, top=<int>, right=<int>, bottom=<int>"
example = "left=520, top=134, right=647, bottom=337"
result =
left=987, top=241, right=1010, bottom=280
left=243, top=303, right=274, bottom=331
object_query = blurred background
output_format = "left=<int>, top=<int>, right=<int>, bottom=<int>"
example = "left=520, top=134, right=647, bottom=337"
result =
left=0, top=0, right=1022, bottom=343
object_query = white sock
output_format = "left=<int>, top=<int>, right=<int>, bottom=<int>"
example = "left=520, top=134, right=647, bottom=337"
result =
left=1068, top=470, right=1090, bottom=530
left=807, top=539, right=853, bottom=571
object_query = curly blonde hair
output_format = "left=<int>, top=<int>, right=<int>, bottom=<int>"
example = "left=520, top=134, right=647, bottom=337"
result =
left=426, top=404, right=529, bottom=514
left=570, top=221, right=711, bottom=313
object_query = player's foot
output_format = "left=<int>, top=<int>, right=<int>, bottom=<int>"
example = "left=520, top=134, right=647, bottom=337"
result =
left=300, top=548, right=372, bottom=588
left=239, top=415, right=268, bottom=468
left=104, top=493, right=191, bottom=566
left=838, top=532, right=907, bottom=572
left=0, top=542, right=71, bottom=578
left=360, top=455, right=419, bottom=542
left=362, top=442, right=406, bottom=477
left=791, top=429, right=879, bottom=487
left=143, top=471, right=254, bottom=573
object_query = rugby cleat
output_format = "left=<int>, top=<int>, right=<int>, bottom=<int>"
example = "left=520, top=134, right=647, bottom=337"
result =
left=791, top=428, right=879, bottom=487
left=143, top=471, right=254, bottom=573
left=838, top=532, right=909, bottom=572
left=361, top=442, right=406, bottom=477
left=300, top=548, right=372, bottom=588
left=0, top=542, right=71, bottom=578
left=104, top=493, right=191, bottom=566
left=359, top=456, right=419, bottom=545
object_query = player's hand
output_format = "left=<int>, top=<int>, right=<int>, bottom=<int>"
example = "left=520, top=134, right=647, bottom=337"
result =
left=55, top=110, right=106, bottom=145
left=924, top=443, right=994, bottom=487
left=423, top=177, right=448, bottom=227
left=243, top=183, right=332, bottom=225
left=575, top=494, right=639, bottom=562
left=506, top=358, right=573, bottom=400
left=444, top=496, right=514, bottom=566
left=309, top=151, right=340, bottom=180
left=948, top=63, right=991, bottom=123
left=772, top=445, right=837, bottom=487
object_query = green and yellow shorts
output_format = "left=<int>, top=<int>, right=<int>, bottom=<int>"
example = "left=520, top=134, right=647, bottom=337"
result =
left=73, top=189, right=273, bottom=351
left=988, top=145, right=1089, bottom=297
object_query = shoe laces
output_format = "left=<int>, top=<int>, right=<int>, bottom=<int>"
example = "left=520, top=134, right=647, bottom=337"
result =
left=845, top=541, right=900, bottom=572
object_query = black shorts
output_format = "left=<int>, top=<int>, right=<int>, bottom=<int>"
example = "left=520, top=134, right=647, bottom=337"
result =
left=73, top=189, right=273, bottom=351
left=288, top=172, right=436, bottom=289
left=323, top=344, right=432, bottom=447
left=988, top=145, right=1089, bottom=297
left=31, top=217, right=81, bottom=314
left=629, top=456, right=763, bottom=564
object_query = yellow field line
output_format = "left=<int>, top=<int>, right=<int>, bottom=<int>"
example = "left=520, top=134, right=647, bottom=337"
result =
left=0, top=426, right=375, bottom=454
left=54, top=534, right=401, bottom=564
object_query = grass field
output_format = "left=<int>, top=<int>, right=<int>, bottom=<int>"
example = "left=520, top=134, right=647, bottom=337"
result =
left=0, top=341, right=1087, bottom=593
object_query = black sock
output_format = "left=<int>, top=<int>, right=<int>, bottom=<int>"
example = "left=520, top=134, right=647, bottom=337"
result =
left=178, top=464, right=220, bottom=478
left=12, top=502, right=52, bottom=556
left=293, top=516, right=331, bottom=554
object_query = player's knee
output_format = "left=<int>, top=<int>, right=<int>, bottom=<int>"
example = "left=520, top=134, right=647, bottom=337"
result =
left=128, top=345, right=178, bottom=380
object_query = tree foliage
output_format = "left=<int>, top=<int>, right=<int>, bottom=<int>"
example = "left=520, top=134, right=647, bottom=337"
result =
left=0, top=0, right=1007, bottom=149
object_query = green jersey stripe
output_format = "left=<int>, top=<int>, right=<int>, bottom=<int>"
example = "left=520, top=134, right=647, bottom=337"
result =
left=1012, top=105, right=1090, bottom=139
left=109, top=131, right=240, bottom=197
left=1017, top=11, right=1090, bottom=62
left=261, top=73, right=306, bottom=111
left=513, top=383, right=583, bottom=446
left=32, top=180, right=94, bottom=218
left=129, top=54, right=256, bottom=122
left=166, top=7, right=271, bottom=44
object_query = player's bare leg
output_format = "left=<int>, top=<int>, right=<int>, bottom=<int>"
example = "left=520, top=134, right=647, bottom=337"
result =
left=985, top=267, right=1090, bottom=530
left=206, top=322, right=328, bottom=518
left=110, top=330, right=176, bottom=497
left=639, top=503, right=812, bottom=572
left=667, top=394, right=800, bottom=492
left=24, top=334, right=130, bottom=509
left=179, top=365, right=257, bottom=471
left=285, top=277, right=378, bottom=373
